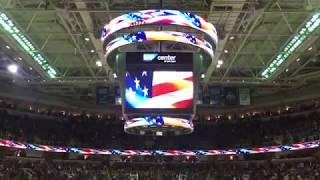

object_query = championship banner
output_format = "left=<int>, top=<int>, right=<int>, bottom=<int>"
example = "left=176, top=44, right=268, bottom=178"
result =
left=208, top=86, right=221, bottom=105
left=115, top=86, right=121, bottom=105
left=239, top=88, right=251, bottom=106
left=224, top=88, right=238, bottom=106
left=96, top=87, right=110, bottom=105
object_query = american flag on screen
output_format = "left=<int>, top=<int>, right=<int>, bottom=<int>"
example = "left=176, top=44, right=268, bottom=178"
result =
left=125, top=71, right=193, bottom=109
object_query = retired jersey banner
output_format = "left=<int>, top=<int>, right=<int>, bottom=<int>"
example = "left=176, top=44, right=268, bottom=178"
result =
left=239, top=88, right=251, bottom=106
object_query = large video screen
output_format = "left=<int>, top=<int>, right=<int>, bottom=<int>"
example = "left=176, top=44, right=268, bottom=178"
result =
left=125, top=70, right=193, bottom=109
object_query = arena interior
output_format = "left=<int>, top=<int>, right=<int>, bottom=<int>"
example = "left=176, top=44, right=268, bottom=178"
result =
left=0, top=0, right=320, bottom=179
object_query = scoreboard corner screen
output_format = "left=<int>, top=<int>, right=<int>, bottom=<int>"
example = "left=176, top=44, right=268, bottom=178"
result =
left=124, top=52, right=194, bottom=114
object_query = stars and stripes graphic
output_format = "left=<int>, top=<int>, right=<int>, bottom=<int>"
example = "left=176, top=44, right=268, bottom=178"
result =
left=125, top=71, right=193, bottom=109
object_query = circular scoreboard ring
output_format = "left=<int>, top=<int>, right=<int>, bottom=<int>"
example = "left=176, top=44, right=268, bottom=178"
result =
left=104, top=31, right=214, bottom=68
left=124, top=116, right=194, bottom=136
left=101, top=9, right=218, bottom=46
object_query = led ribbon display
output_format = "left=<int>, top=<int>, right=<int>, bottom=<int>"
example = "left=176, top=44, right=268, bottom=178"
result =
left=0, top=138, right=319, bottom=156
left=101, top=9, right=218, bottom=45
left=261, top=12, right=320, bottom=78
left=124, top=116, right=194, bottom=130
left=0, top=12, right=57, bottom=78
left=104, top=31, right=214, bottom=60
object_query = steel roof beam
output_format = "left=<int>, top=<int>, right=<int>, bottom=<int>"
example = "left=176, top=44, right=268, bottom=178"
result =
left=3, top=8, right=316, bottom=15
left=221, top=14, right=262, bottom=80
left=276, top=2, right=294, bottom=33
left=290, top=51, right=320, bottom=77
left=75, top=1, right=112, bottom=80
left=203, top=0, right=246, bottom=85
left=56, top=11, right=96, bottom=78
left=220, top=0, right=277, bottom=81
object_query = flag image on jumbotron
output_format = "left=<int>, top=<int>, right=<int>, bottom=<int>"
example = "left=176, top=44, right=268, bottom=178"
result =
left=125, top=70, right=193, bottom=109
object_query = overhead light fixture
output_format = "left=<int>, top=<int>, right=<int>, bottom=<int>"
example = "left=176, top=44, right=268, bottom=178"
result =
left=90, top=49, right=95, bottom=53
left=85, top=37, right=90, bottom=41
left=29, top=67, right=32, bottom=70
left=218, top=60, right=223, bottom=65
left=229, top=36, right=235, bottom=40
left=113, top=73, right=117, bottom=78
left=96, top=60, right=102, bottom=67
left=224, top=49, right=229, bottom=53
left=216, top=64, right=221, bottom=68
left=285, top=68, right=289, bottom=72
left=7, top=64, right=18, bottom=73
left=308, top=46, right=313, bottom=51
left=296, top=58, right=300, bottom=62
left=5, top=45, right=10, bottom=49
left=0, top=12, right=57, bottom=78
left=201, top=73, right=205, bottom=79
left=261, top=12, right=320, bottom=79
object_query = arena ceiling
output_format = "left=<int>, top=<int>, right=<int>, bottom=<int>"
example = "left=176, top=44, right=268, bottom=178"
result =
left=0, top=0, right=319, bottom=103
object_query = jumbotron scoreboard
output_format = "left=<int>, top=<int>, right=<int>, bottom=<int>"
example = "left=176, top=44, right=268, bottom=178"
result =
left=102, top=9, right=217, bottom=136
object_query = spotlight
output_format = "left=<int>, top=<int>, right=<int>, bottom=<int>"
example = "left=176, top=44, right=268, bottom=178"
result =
left=7, top=64, right=18, bottom=73
left=156, top=131, right=163, bottom=136
left=96, top=60, right=102, bottom=67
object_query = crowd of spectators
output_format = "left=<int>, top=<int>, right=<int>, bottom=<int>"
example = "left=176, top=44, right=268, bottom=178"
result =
left=0, top=158, right=319, bottom=179
left=0, top=159, right=109, bottom=180
left=0, top=98, right=319, bottom=149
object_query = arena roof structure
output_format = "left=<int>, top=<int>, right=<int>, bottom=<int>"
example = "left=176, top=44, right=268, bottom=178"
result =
left=0, top=0, right=319, bottom=106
